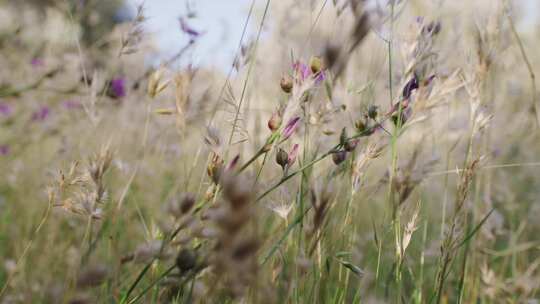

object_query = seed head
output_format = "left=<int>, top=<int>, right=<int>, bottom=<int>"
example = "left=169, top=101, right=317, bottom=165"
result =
left=355, top=119, right=366, bottom=132
left=280, top=75, right=293, bottom=93
left=276, top=148, right=288, bottom=169
left=368, top=105, right=378, bottom=120
left=268, top=111, right=282, bottom=132
left=309, top=56, right=322, bottom=74
left=332, top=150, right=347, bottom=165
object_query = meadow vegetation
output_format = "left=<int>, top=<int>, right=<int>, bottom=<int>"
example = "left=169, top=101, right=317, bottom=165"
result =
left=1, top=0, right=540, bottom=303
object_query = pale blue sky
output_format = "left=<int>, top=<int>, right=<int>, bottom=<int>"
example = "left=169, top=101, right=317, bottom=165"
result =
left=127, top=0, right=252, bottom=68
left=127, top=0, right=538, bottom=68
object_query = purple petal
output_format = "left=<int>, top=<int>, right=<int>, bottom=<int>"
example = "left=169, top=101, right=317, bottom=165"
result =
left=63, top=100, right=82, bottom=110
left=226, top=154, right=240, bottom=172
left=32, top=106, right=50, bottom=121
left=287, top=144, right=299, bottom=166
left=282, top=116, right=301, bottom=140
left=0, top=145, right=9, bottom=156
left=402, top=75, right=419, bottom=99
left=314, top=71, right=326, bottom=85
left=0, top=103, right=12, bottom=116
left=293, top=61, right=310, bottom=82
left=31, top=58, right=44, bottom=68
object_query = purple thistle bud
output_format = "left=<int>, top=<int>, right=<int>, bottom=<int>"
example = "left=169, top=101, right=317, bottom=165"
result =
left=0, top=103, right=12, bottom=117
left=287, top=144, right=299, bottom=166
left=282, top=116, right=301, bottom=140
left=109, top=77, right=127, bottom=98
left=32, top=106, right=50, bottom=121
left=0, top=145, right=9, bottom=156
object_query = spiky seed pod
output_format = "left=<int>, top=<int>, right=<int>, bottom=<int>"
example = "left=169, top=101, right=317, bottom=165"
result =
left=280, top=75, right=293, bottom=93
left=276, top=148, right=288, bottom=169
left=368, top=105, right=378, bottom=120
left=332, top=150, right=347, bottom=165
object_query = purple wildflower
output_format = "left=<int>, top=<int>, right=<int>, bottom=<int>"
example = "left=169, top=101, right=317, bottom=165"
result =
left=63, top=100, right=82, bottom=110
left=32, top=106, right=50, bottom=121
left=0, top=145, right=9, bottom=156
left=109, top=77, right=126, bottom=98
left=0, top=103, right=12, bottom=117
left=282, top=117, right=301, bottom=140
left=31, top=58, right=44, bottom=68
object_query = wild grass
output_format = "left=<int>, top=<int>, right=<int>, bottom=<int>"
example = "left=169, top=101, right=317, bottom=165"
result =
left=1, top=0, right=540, bottom=303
